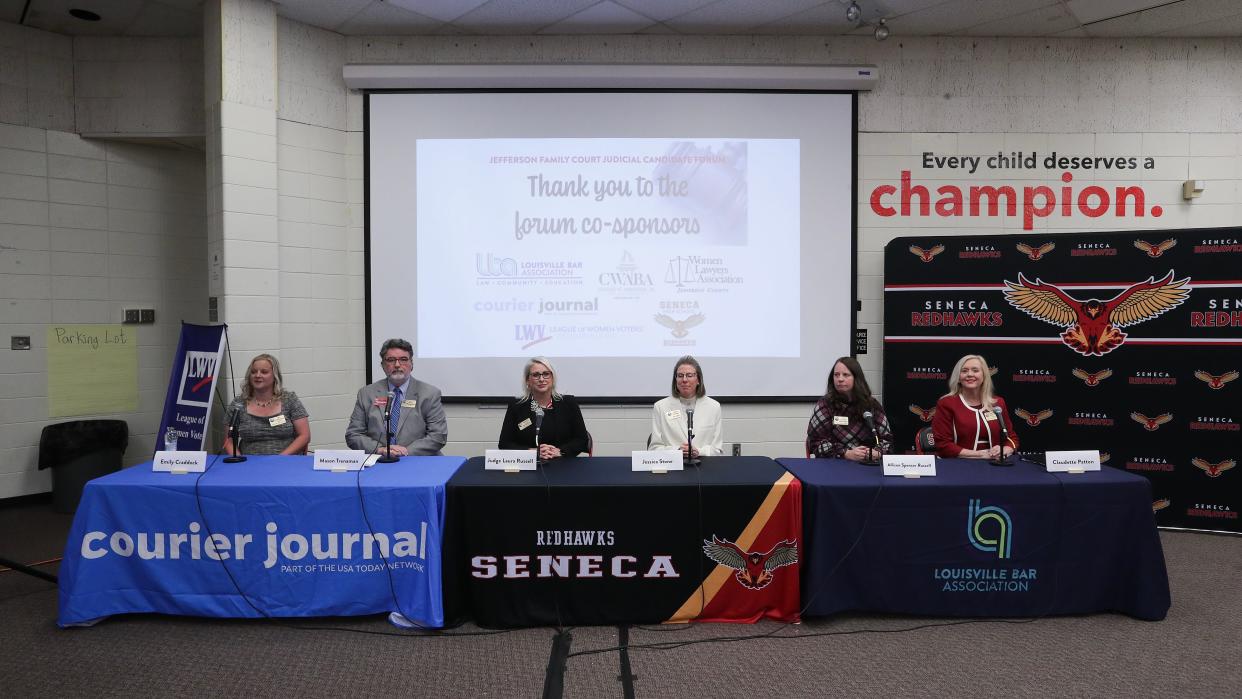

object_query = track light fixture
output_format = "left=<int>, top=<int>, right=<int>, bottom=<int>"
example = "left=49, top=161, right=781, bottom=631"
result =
left=874, top=18, right=889, bottom=41
left=843, top=1, right=892, bottom=41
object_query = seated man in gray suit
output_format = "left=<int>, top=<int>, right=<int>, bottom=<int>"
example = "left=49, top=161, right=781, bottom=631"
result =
left=346, top=338, right=447, bottom=457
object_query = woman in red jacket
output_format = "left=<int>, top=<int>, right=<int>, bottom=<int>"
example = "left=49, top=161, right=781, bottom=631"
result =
left=931, top=354, right=1018, bottom=459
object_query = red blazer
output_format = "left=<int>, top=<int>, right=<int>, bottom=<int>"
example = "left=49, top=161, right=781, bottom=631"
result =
left=931, top=394, right=1019, bottom=457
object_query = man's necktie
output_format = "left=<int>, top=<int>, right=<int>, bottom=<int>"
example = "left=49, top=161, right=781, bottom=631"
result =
left=390, top=387, right=402, bottom=437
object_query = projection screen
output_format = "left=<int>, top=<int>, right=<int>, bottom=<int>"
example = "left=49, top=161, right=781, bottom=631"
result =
left=366, top=90, right=855, bottom=400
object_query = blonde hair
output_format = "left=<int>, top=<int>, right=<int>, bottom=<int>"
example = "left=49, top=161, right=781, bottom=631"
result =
left=943, top=354, right=996, bottom=408
left=241, top=353, right=284, bottom=401
left=519, top=356, right=562, bottom=402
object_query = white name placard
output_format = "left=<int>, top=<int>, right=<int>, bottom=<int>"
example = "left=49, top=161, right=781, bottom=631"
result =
left=314, top=450, right=366, bottom=471
left=153, top=451, right=207, bottom=473
left=882, top=454, right=937, bottom=478
left=632, top=450, right=683, bottom=472
left=485, top=449, right=537, bottom=471
left=1045, top=449, right=1101, bottom=473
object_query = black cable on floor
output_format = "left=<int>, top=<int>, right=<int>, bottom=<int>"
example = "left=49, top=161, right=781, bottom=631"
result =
left=617, top=625, right=637, bottom=699
left=541, top=627, right=573, bottom=699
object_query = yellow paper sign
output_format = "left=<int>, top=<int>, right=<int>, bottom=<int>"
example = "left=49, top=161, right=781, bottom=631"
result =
left=47, top=325, right=138, bottom=417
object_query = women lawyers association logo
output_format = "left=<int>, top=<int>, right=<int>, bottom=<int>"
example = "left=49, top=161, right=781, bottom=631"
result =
left=1003, top=270, right=1191, bottom=356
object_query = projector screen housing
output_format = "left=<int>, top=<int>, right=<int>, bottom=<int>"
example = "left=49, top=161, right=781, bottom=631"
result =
left=365, top=87, right=857, bottom=402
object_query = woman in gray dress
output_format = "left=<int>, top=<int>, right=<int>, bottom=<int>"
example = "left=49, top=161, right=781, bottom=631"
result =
left=222, top=353, right=310, bottom=456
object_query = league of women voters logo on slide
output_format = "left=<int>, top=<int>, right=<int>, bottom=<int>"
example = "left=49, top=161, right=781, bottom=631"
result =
left=1003, top=270, right=1191, bottom=356
left=702, top=536, right=798, bottom=590
left=967, top=499, right=1012, bottom=559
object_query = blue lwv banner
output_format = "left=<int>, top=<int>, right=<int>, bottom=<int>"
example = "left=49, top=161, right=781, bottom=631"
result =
left=156, top=323, right=227, bottom=453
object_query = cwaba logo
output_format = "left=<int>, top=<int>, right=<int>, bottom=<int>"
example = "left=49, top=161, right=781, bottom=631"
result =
left=1003, top=270, right=1191, bottom=356
left=177, top=351, right=218, bottom=407
left=702, top=536, right=797, bottom=591
left=967, top=499, right=1012, bottom=559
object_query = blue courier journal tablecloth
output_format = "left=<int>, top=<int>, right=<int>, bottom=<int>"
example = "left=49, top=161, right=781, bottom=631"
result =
left=58, top=455, right=464, bottom=627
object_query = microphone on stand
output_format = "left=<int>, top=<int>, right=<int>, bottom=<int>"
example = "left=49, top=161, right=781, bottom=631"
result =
left=377, top=391, right=399, bottom=463
left=685, top=408, right=700, bottom=467
left=532, top=401, right=545, bottom=465
left=991, top=405, right=1013, bottom=466
left=861, top=410, right=881, bottom=465
left=223, top=408, right=246, bottom=463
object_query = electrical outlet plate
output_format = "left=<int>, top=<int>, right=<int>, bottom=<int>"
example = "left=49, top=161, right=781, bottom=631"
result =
left=123, top=309, right=140, bottom=324
left=140, top=309, right=155, bottom=323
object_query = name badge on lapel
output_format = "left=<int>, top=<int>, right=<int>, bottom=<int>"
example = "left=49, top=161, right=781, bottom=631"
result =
left=269, top=414, right=287, bottom=427
left=833, top=415, right=849, bottom=426
left=402, top=399, right=416, bottom=409
left=666, top=409, right=682, bottom=420
left=518, top=418, right=532, bottom=430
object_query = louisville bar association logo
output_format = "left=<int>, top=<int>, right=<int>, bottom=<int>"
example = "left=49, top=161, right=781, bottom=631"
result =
left=702, top=536, right=797, bottom=590
left=1003, top=270, right=1191, bottom=356
left=968, top=499, right=1011, bottom=559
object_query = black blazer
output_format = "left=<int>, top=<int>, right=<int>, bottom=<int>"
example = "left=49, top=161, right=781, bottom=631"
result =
left=498, top=395, right=589, bottom=456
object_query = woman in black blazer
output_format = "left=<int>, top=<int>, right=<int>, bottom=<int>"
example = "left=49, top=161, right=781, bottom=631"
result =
left=498, top=357, right=589, bottom=459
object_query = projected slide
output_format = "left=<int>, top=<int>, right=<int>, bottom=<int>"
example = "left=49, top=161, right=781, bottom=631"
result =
left=413, top=138, right=799, bottom=358
left=368, top=90, right=853, bottom=398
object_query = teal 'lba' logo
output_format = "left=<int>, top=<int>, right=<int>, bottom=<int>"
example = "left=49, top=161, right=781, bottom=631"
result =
left=967, top=499, right=1012, bottom=559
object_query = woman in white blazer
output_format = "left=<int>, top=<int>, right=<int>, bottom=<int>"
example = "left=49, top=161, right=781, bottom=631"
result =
left=649, top=355, right=724, bottom=459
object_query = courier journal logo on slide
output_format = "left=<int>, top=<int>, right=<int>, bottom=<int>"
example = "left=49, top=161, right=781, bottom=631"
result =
left=177, top=351, right=218, bottom=408
left=967, top=499, right=1012, bottom=559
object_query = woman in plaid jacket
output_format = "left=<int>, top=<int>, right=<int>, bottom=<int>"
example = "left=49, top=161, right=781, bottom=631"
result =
left=805, top=356, right=893, bottom=461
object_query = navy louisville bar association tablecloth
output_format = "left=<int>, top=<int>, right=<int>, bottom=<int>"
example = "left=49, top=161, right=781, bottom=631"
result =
left=58, top=455, right=462, bottom=627
left=779, top=457, right=1170, bottom=621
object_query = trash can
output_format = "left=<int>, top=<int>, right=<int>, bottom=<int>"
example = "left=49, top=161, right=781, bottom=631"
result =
left=38, top=420, right=129, bottom=513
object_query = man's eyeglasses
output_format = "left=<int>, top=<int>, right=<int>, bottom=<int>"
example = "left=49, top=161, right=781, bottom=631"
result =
left=528, top=371, right=553, bottom=379
left=382, top=356, right=412, bottom=365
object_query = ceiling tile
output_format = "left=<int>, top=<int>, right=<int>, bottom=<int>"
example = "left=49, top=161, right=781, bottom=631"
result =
left=386, top=0, right=489, bottom=23
left=338, top=1, right=445, bottom=35
left=613, top=0, right=723, bottom=23
left=124, top=1, right=201, bottom=36
left=751, top=3, right=859, bottom=35
left=1066, top=0, right=1169, bottom=25
left=1084, top=0, right=1242, bottom=36
left=273, top=0, right=373, bottom=32
left=449, top=0, right=600, bottom=35
left=539, top=2, right=660, bottom=35
left=666, top=0, right=828, bottom=33
left=961, top=3, right=1078, bottom=37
